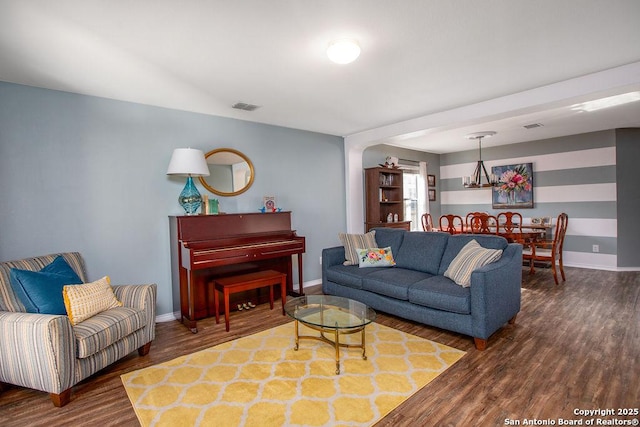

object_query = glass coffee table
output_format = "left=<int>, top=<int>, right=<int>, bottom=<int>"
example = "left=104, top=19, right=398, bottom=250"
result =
left=284, top=295, right=376, bottom=374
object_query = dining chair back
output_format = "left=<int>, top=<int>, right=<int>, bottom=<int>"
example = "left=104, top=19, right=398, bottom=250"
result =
left=523, top=213, right=569, bottom=285
left=467, top=212, right=498, bottom=234
left=439, top=214, right=463, bottom=235
left=497, top=212, right=523, bottom=233
left=421, top=213, right=434, bottom=231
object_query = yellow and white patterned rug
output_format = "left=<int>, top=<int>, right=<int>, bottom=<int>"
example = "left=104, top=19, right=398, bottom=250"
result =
left=121, top=322, right=465, bottom=427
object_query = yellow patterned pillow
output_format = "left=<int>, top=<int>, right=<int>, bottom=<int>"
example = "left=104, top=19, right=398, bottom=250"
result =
left=63, top=276, right=122, bottom=325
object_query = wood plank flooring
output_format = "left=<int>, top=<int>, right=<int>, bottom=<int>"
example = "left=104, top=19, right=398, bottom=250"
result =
left=1, top=266, right=638, bottom=426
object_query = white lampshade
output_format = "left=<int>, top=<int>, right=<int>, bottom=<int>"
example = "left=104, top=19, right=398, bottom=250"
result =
left=166, top=148, right=210, bottom=176
left=327, top=39, right=361, bottom=64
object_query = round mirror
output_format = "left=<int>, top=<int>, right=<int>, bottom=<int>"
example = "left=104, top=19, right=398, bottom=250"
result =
left=199, top=148, right=255, bottom=196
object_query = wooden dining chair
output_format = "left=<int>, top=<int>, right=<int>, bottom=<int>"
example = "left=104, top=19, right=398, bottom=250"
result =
left=421, top=213, right=434, bottom=231
left=522, top=213, right=569, bottom=285
left=439, top=214, right=463, bottom=235
left=465, top=212, right=483, bottom=230
left=468, top=212, right=498, bottom=234
left=497, top=211, right=523, bottom=242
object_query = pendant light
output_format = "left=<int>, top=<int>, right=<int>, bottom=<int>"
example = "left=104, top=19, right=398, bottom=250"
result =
left=462, top=131, right=498, bottom=188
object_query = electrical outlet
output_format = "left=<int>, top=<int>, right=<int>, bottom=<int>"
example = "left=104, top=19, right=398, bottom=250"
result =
left=592, top=244, right=599, bottom=253
left=319, top=256, right=322, bottom=265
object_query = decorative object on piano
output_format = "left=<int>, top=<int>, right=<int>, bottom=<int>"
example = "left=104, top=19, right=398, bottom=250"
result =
left=207, top=198, right=219, bottom=214
left=202, top=195, right=220, bottom=215
left=199, top=148, right=255, bottom=197
left=166, top=148, right=210, bottom=215
left=541, top=216, right=551, bottom=226
left=263, top=196, right=277, bottom=212
left=491, top=162, right=534, bottom=209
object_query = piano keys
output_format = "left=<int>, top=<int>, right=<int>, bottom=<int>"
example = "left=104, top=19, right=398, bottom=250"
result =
left=169, top=212, right=305, bottom=333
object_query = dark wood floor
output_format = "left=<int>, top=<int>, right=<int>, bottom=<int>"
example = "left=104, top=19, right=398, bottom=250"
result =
left=1, top=266, right=638, bottom=426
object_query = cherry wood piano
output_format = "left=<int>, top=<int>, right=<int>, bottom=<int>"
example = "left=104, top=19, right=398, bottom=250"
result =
left=169, top=212, right=305, bottom=333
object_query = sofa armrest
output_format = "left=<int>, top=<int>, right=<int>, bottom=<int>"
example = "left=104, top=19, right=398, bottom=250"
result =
left=469, top=243, right=522, bottom=339
left=112, top=283, right=157, bottom=342
left=322, top=246, right=346, bottom=271
left=0, top=311, right=75, bottom=394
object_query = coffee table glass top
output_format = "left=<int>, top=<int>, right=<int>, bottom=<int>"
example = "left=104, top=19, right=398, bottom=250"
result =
left=284, top=295, right=376, bottom=329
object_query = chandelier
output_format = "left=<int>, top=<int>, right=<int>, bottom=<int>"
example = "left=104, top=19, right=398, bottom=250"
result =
left=462, top=131, right=498, bottom=188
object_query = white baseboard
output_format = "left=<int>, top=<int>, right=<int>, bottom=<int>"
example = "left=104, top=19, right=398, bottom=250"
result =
left=156, top=312, right=179, bottom=323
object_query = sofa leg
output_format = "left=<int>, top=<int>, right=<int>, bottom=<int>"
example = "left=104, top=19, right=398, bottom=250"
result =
left=508, top=314, right=517, bottom=324
left=50, top=388, right=71, bottom=407
left=138, top=341, right=152, bottom=356
left=473, top=337, right=487, bottom=351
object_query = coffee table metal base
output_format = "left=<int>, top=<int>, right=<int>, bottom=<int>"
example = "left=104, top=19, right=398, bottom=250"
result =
left=293, top=319, right=367, bottom=374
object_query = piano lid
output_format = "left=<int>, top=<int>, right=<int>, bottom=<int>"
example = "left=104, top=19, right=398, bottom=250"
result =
left=171, top=211, right=295, bottom=243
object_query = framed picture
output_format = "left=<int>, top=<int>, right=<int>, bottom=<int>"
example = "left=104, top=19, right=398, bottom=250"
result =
left=428, top=189, right=436, bottom=201
left=531, top=217, right=541, bottom=225
left=427, top=174, right=436, bottom=187
left=263, top=196, right=276, bottom=212
left=541, top=216, right=551, bottom=226
left=491, top=163, right=534, bottom=209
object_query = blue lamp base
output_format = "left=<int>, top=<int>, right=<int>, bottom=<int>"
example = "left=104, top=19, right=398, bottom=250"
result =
left=178, top=176, right=202, bottom=215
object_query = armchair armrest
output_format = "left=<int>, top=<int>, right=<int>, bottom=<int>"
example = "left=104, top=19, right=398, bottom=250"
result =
left=112, top=283, right=157, bottom=342
left=0, top=311, right=75, bottom=395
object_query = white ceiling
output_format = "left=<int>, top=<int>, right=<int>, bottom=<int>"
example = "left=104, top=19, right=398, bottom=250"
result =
left=1, top=0, right=639, bottom=153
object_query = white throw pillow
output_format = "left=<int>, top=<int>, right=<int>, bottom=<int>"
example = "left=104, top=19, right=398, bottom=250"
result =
left=444, top=240, right=503, bottom=287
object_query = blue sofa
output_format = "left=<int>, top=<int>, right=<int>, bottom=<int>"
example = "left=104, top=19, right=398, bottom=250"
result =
left=322, top=228, right=522, bottom=350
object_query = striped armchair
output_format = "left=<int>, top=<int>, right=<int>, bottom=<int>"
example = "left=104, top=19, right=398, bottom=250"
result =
left=0, top=252, right=156, bottom=407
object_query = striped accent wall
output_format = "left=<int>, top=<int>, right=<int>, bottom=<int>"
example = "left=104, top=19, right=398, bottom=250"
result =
left=439, top=130, right=619, bottom=270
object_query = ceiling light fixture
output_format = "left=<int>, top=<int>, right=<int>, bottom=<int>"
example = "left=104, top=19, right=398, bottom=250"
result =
left=570, top=91, right=640, bottom=112
left=327, top=39, right=361, bottom=64
left=462, top=131, right=498, bottom=188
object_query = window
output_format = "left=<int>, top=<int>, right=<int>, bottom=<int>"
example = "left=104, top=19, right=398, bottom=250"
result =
left=403, top=170, right=419, bottom=231
left=400, top=160, right=429, bottom=232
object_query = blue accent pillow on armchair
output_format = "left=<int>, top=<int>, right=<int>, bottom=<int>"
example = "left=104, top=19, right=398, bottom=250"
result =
left=9, top=256, right=83, bottom=314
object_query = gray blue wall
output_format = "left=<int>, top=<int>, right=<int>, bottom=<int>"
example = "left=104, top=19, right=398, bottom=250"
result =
left=439, top=130, right=636, bottom=270
left=0, top=82, right=346, bottom=318
left=615, top=128, right=640, bottom=268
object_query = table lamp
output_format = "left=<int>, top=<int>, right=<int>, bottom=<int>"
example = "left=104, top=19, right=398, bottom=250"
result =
left=166, top=148, right=210, bottom=215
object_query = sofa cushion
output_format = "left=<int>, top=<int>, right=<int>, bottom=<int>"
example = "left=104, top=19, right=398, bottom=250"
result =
left=394, top=231, right=449, bottom=275
left=325, top=265, right=384, bottom=289
left=338, top=231, right=377, bottom=266
left=408, top=275, right=471, bottom=314
left=357, top=247, right=396, bottom=268
left=362, top=268, right=433, bottom=300
left=8, top=256, right=83, bottom=315
left=63, top=276, right=123, bottom=325
left=444, top=240, right=503, bottom=287
left=438, top=234, right=508, bottom=275
left=370, top=228, right=405, bottom=257
left=73, top=306, right=147, bottom=358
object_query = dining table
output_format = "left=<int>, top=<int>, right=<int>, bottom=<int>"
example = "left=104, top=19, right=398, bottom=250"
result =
left=434, top=226, right=546, bottom=243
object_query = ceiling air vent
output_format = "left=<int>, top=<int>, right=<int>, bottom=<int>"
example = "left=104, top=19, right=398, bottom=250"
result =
left=232, top=102, right=260, bottom=111
left=523, top=123, right=544, bottom=129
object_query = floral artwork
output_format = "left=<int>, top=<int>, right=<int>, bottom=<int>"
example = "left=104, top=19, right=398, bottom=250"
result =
left=491, top=163, right=534, bottom=209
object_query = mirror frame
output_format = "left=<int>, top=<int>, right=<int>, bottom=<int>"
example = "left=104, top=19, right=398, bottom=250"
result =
left=199, top=148, right=255, bottom=197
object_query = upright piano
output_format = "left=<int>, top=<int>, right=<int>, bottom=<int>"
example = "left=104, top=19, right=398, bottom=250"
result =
left=169, top=212, right=305, bottom=332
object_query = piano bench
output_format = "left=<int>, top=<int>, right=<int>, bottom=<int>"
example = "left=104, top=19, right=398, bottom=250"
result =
left=213, top=269, right=287, bottom=332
